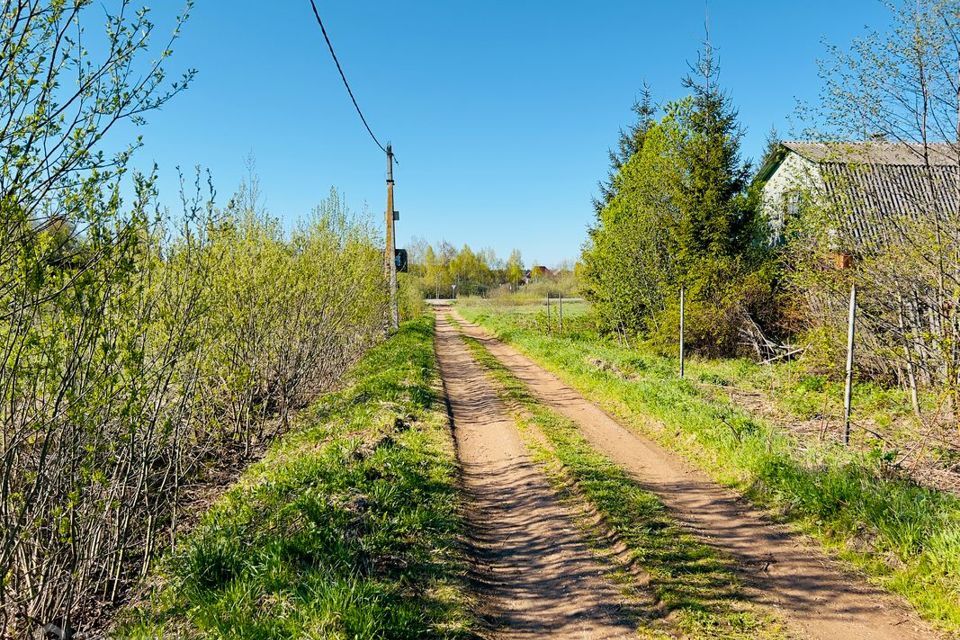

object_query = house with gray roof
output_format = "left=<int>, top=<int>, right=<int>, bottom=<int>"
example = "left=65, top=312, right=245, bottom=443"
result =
left=757, top=141, right=959, bottom=251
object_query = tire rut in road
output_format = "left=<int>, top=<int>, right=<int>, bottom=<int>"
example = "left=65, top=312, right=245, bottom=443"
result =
left=434, top=312, right=638, bottom=639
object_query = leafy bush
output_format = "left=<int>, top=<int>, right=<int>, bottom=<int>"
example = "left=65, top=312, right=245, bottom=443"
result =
left=0, top=181, right=387, bottom=634
left=0, top=3, right=390, bottom=633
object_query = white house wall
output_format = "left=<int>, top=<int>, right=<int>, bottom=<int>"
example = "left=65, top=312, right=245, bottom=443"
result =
left=761, top=151, right=824, bottom=240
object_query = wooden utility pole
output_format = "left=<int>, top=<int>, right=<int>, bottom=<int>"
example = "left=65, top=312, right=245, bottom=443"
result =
left=843, top=283, right=857, bottom=445
left=385, top=144, right=398, bottom=330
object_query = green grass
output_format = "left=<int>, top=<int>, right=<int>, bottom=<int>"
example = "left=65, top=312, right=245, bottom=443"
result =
left=459, top=299, right=929, bottom=437
left=457, top=295, right=590, bottom=316
left=458, top=303, right=960, bottom=635
left=115, top=318, right=475, bottom=640
left=458, top=331, right=786, bottom=640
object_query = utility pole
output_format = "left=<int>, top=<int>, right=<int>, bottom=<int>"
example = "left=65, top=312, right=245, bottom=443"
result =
left=385, top=144, right=399, bottom=330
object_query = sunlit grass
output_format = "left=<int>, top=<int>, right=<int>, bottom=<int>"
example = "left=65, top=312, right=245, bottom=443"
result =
left=116, top=318, right=475, bottom=639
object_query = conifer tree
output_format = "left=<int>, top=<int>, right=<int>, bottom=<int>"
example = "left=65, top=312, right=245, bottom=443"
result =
left=672, top=39, right=755, bottom=286
left=593, top=84, right=658, bottom=213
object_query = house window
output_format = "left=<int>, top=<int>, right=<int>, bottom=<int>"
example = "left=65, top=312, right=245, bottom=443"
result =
left=786, top=191, right=802, bottom=217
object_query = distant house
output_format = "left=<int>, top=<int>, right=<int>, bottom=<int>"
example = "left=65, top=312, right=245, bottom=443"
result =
left=525, top=265, right=553, bottom=283
left=757, top=141, right=959, bottom=252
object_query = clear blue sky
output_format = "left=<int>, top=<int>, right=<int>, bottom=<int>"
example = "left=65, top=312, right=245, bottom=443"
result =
left=134, top=1, right=892, bottom=266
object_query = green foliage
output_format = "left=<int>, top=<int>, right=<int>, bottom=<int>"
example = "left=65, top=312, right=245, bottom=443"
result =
left=117, top=318, right=474, bottom=639
left=409, top=241, right=576, bottom=300
left=593, top=84, right=658, bottom=212
left=414, top=241, right=502, bottom=298
left=0, top=172, right=389, bottom=632
left=398, top=273, right=427, bottom=320
left=448, top=245, right=496, bottom=296
left=581, top=45, right=776, bottom=354
left=505, top=249, right=524, bottom=290
left=0, top=2, right=208, bottom=631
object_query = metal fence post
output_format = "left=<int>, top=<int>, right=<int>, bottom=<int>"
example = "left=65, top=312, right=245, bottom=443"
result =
left=679, top=287, right=686, bottom=379
left=546, top=294, right=551, bottom=332
left=558, top=295, right=564, bottom=334
left=843, top=282, right=857, bottom=445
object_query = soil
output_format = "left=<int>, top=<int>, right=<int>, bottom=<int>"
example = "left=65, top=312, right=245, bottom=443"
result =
left=434, top=311, right=639, bottom=639
left=447, top=307, right=943, bottom=640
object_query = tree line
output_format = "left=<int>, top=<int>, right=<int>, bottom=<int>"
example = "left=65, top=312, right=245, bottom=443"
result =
left=405, top=239, right=576, bottom=298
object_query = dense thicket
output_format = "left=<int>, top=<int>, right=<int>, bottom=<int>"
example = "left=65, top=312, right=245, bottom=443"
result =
left=0, top=2, right=388, bottom=634
left=581, top=45, right=775, bottom=355
left=1, top=179, right=387, bottom=635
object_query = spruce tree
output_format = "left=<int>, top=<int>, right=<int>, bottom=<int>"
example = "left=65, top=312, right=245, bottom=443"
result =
left=593, top=84, right=657, bottom=213
left=673, top=40, right=754, bottom=285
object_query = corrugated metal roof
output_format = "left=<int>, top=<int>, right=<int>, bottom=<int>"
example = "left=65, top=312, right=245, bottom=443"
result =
left=783, top=141, right=959, bottom=166
left=777, top=141, right=959, bottom=250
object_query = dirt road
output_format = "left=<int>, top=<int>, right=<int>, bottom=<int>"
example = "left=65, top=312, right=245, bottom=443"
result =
left=446, top=308, right=940, bottom=640
left=434, top=312, right=638, bottom=638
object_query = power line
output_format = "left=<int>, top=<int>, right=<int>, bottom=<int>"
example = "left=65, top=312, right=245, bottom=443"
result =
left=308, top=0, right=388, bottom=155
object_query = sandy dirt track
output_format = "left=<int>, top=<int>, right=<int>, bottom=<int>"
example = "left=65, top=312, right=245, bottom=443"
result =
left=448, top=307, right=941, bottom=640
left=434, top=312, right=638, bottom=638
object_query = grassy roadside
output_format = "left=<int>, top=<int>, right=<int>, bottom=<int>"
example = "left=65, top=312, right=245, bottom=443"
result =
left=457, top=301, right=928, bottom=439
left=115, top=318, right=475, bottom=640
left=457, top=329, right=786, bottom=640
left=458, top=305, right=960, bottom=635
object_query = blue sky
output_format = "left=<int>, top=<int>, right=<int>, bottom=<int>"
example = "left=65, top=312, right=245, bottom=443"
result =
left=133, top=1, right=892, bottom=266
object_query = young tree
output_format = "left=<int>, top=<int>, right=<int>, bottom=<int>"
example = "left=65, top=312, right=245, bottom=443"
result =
left=450, top=244, right=495, bottom=296
left=506, top=249, right=524, bottom=290
left=673, top=39, right=757, bottom=284
left=422, top=243, right=452, bottom=298
left=582, top=39, right=772, bottom=354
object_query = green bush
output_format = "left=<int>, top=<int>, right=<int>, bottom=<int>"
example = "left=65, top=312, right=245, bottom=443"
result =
left=0, top=182, right=388, bottom=632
